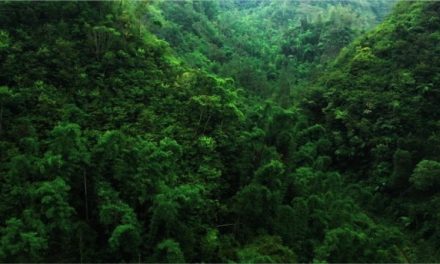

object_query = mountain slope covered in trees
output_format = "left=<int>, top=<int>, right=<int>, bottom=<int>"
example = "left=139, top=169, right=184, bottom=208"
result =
left=0, top=0, right=439, bottom=262
left=305, top=1, right=440, bottom=258
left=145, top=0, right=395, bottom=100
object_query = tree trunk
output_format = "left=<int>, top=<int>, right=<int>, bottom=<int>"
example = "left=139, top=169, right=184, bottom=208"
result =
left=0, top=104, right=3, bottom=135
left=83, top=169, right=89, bottom=221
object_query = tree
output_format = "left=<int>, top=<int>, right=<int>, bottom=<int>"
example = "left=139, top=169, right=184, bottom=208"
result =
left=97, top=181, right=142, bottom=261
left=237, top=235, right=297, bottom=263
left=232, top=183, right=278, bottom=233
left=49, top=123, right=87, bottom=160
left=0, top=86, right=13, bottom=135
left=153, top=239, right=185, bottom=263
left=254, top=159, right=285, bottom=191
left=0, top=217, right=48, bottom=262
left=86, top=25, right=121, bottom=60
left=32, top=177, right=74, bottom=233
left=148, top=184, right=208, bottom=260
left=47, top=123, right=90, bottom=221
left=390, top=149, right=413, bottom=190
left=410, top=160, right=440, bottom=191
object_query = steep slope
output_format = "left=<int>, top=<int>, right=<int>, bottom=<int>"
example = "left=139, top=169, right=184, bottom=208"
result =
left=145, top=0, right=395, bottom=101
left=0, top=0, right=437, bottom=263
left=0, top=2, right=247, bottom=262
left=303, top=1, right=440, bottom=260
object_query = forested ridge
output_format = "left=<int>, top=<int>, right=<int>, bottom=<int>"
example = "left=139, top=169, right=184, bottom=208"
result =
left=0, top=0, right=439, bottom=262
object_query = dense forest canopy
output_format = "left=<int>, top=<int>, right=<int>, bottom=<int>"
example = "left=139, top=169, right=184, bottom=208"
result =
left=0, top=0, right=439, bottom=262
left=147, top=0, right=395, bottom=100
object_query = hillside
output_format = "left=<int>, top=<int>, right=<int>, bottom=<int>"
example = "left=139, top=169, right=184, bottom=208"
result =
left=145, top=0, right=395, bottom=101
left=305, top=1, right=440, bottom=259
left=0, top=0, right=439, bottom=263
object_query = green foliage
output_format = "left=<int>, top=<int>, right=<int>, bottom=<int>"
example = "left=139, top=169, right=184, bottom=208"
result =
left=0, top=30, right=9, bottom=50
left=149, top=0, right=394, bottom=100
left=314, top=225, right=403, bottom=263
left=0, top=0, right=438, bottom=262
left=410, top=160, right=440, bottom=191
left=154, top=239, right=185, bottom=263
left=0, top=218, right=47, bottom=262
left=313, top=0, right=440, bottom=259
left=33, top=178, right=74, bottom=232
left=237, top=236, right=297, bottom=263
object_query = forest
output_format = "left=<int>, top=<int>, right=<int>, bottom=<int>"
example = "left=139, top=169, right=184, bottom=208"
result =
left=0, top=0, right=439, bottom=262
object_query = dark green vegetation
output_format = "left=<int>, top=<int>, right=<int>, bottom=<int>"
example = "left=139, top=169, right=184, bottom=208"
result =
left=0, top=0, right=439, bottom=262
